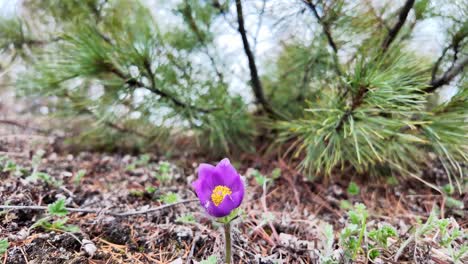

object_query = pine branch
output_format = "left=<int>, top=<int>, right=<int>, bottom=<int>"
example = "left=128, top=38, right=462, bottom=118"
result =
left=109, top=64, right=214, bottom=114
left=182, top=1, right=224, bottom=82
left=427, top=25, right=467, bottom=92
left=302, top=0, right=342, bottom=75
left=303, top=0, right=337, bottom=53
left=235, top=0, right=277, bottom=118
left=381, top=0, right=415, bottom=52
left=427, top=56, right=468, bottom=92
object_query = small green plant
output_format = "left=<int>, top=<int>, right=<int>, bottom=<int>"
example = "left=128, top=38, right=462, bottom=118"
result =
left=251, top=168, right=281, bottom=187
left=340, top=200, right=353, bottom=210
left=159, top=192, right=179, bottom=204
left=176, top=214, right=196, bottom=224
left=129, top=189, right=145, bottom=197
left=340, top=203, right=368, bottom=260
left=0, top=238, right=8, bottom=255
left=32, top=199, right=79, bottom=233
left=386, top=176, right=399, bottom=186
left=442, top=184, right=455, bottom=195
left=200, top=255, right=217, bottom=264
left=368, top=225, right=397, bottom=248
left=319, top=223, right=337, bottom=263
left=126, top=154, right=151, bottom=171
left=2, top=159, right=26, bottom=177
left=27, top=150, right=61, bottom=186
left=73, top=169, right=86, bottom=185
left=153, top=161, right=172, bottom=183
left=29, top=172, right=62, bottom=187
left=347, top=181, right=360, bottom=196
left=145, top=185, right=156, bottom=194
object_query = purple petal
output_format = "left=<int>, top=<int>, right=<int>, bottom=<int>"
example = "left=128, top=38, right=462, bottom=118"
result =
left=193, top=163, right=217, bottom=205
left=215, top=158, right=242, bottom=190
left=207, top=191, right=243, bottom=217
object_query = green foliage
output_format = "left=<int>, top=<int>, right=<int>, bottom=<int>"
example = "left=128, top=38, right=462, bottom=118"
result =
left=159, top=192, right=179, bottom=204
left=127, top=154, right=151, bottom=171
left=368, top=225, right=397, bottom=248
left=250, top=168, right=281, bottom=186
left=153, top=161, right=172, bottom=183
left=0, top=239, right=8, bottom=255
left=73, top=169, right=87, bottom=185
left=1, top=159, right=26, bottom=177
left=48, top=198, right=68, bottom=217
left=176, top=214, right=196, bottom=224
left=347, top=182, right=360, bottom=196
left=200, top=255, right=217, bottom=264
left=145, top=186, right=156, bottom=194
left=33, top=199, right=79, bottom=233
left=1, top=0, right=466, bottom=181
left=340, top=203, right=368, bottom=260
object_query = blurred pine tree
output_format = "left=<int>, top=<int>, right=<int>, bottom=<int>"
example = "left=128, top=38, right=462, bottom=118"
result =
left=0, top=0, right=466, bottom=185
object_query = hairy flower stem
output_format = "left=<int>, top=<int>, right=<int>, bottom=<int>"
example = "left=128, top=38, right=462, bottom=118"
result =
left=224, top=222, right=232, bottom=264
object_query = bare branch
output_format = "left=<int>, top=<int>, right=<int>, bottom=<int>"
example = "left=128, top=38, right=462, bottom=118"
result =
left=381, top=0, right=415, bottom=51
left=303, top=0, right=337, bottom=53
left=234, top=0, right=278, bottom=118
left=182, top=1, right=224, bottom=82
left=427, top=56, right=468, bottom=92
left=302, top=0, right=342, bottom=75
left=0, top=199, right=198, bottom=217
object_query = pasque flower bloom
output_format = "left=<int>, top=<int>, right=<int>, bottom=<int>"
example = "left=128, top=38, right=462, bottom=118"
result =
left=192, top=158, right=244, bottom=217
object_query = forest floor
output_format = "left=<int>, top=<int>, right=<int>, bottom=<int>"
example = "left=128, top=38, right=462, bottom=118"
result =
left=0, top=99, right=466, bottom=264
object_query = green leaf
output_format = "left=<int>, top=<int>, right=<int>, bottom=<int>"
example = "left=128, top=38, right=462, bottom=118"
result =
left=445, top=197, right=464, bottom=209
left=347, top=182, right=360, bottom=196
left=159, top=192, right=179, bottom=204
left=0, top=239, right=8, bottom=255
left=271, top=168, right=281, bottom=180
left=73, top=169, right=87, bottom=185
left=48, top=199, right=68, bottom=217
left=200, top=255, right=217, bottom=264
left=176, top=214, right=196, bottom=224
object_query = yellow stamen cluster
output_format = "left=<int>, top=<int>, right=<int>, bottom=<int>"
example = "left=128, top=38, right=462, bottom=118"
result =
left=211, top=185, right=232, bottom=206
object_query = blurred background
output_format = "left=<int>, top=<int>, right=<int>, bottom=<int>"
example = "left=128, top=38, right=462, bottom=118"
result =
left=0, top=0, right=466, bottom=181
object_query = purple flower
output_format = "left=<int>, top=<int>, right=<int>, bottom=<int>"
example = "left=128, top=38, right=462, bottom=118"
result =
left=192, top=158, right=244, bottom=217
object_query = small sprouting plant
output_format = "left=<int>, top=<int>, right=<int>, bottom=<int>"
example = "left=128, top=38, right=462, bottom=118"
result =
left=126, top=154, right=151, bottom=171
left=200, top=255, right=217, bottom=264
left=176, top=214, right=196, bottom=224
left=27, top=150, right=61, bottom=186
left=320, top=223, right=338, bottom=263
left=29, top=172, right=62, bottom=187
left=347, top=181, right=360, bottom=196
left=159, top=192, right=179, bottom=204
left=2, top=159, right=26, bottom=177
left=340, top=200, right=352, bottom=210
left=145, top=185, right=156, bottom=194
left=340, top=203, right=368, bottom=260
left=32, top=198, right=79, bottom=233
left=386, top=176, right=399, bottom=186
left=442, top=184, right=455, bottom=195
left=73, top=169, right=86, bottom=185
left=0, top=238, right=8, bottom=255
left=368, top=225, right=397, bottom=248
left=395, top=210, right=467, bottom=263
left=153, top=161, right=172, bottom=183
left=251, top=168, right=281, bottom=187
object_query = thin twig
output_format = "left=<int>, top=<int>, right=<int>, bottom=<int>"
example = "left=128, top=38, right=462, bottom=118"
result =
left=381, top=0, right=415, bottom=52
left=235, top=0, right=279, bottom=118
left=0, top=199, right=198, bottom=217
left=427, top=56, right=468, bottom=92
left=302, top=0, right=342, bottom=76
